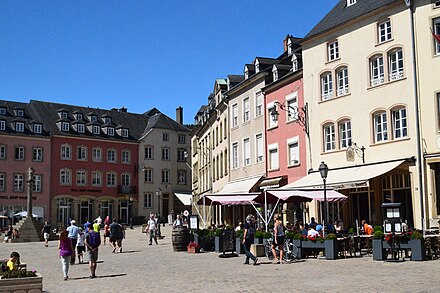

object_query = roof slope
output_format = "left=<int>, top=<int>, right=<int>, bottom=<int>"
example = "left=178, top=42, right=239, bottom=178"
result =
left=141, top=112, right=190, bottom=137
left=305, top=0, right=398, bottom=40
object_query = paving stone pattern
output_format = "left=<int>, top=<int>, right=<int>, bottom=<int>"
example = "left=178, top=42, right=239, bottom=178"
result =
left=2, top=226, right=440, bottom=293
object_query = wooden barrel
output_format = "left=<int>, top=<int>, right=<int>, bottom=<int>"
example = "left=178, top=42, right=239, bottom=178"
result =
left=172, top=226, right=190, bottom=252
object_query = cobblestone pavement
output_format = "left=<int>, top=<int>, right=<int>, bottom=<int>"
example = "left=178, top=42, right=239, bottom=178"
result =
left=2, top=226, right=440, bottom=293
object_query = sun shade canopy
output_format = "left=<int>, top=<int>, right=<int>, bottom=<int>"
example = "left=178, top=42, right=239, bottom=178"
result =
left=174, top=193, right=192, bottom=206
left=266, top=189, right=347, bottom=202
left=197, top=193, right=261, bottom=206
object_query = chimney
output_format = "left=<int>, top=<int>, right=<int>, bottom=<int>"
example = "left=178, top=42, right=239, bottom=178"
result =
left=176, top=106, right=183, bottom=124
left=283, top=34, right=290, bottom=52
left=119, top=107, right=127, bottom=113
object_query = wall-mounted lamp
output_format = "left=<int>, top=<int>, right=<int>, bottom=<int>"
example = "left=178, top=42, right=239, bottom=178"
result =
left=270, top=101, right=309, bottom=135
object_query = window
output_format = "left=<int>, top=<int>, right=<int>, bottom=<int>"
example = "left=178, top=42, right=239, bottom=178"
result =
left=59, top=111, right=68, bottom=119
left=15, top=146, right=24, bottom=160
left=178, top=170, right=187, bottom=185
left=121, top=150, right=130, bottom=164
left=108, top=127, right=115, bottom=136
left=33, top=124, right=42, bottom=134
left=339, top=120, right=352, bottom=149
left=232, top=104, right=238, bottom=127
left=177, top=149, right=186, bottom=162
left=347, top=0, right=356, bottom=6
left=434, top=0, right=440, bottom=8
left=92, top=171, right=102, bottom=186
left=60, top=169, right=72, bottom=185
left=0, top=145, right=5, bottom=159
left=33, top=175, right=42, bottom=192
left=323, top=124, right=336, bottom=151
left=321, top=72, right=333, bottom=100
left=223, top=118, right=227, bottom=139
left=255, top=92, right=263, bottom=117
left=243, top=98, right=250, bottom=123
left=33, top=147, right=43, bottom=161
left=15, top=122, right=24, bottom=132
left=243, top=138, right=251, bottom=166
left=145, top=146, right=153, bottom=159
left=327, top=40, right=339, bottom=61
left=90, top=115, right=97, bottom=122
left=370, top=55, right=385, bottom=86
left=374, top=112, right=388, bottom=142
left=178, top=134, right=186, bottom=144
left=273, top=69, right=278, bottom=81
left=107, top=172, right=116, bottom=187
left=13, top=174, right=24, bottom=192
left=388, top=49, right=404, bottom=81
left=232, top=142, right=238, bottom=169
left=103, top=117, right=112, bottom=124
left=144, top=168, right=153, bottom=183
left=162, top=133, right=169, bottom=141
left=144, top=193, right=153, bottom=208
left=61, top=144, right=71, bottom=160
left=268, top=145, right=279, bottom=170
left=0, top=173, right=5, bottom=191
left=161, top=170, right=170, bottom=183
left=121, top=129, right=128, bottom=137
left=392, top=108, right=407, bottom=139
left=256, top=133, right=264, bottom=163
left=0, top=120, right=5, bottom=130
left=121, top=173, right=131, bottom=186
left=286, top=93, right=298, bottom=122
left=92, top=147, right=102, bottom=162
left=268, top=104, right=278, bottom=128
left=77, top=146, right=87, bottom=161
left=378, top=19, right=392, bottom=43
left=107, top=149, right=116, bottom=163
left=93, top=125, right=100, bottom=135
left=287, top=138, right=299, bottom=166
left=61, top=122, right=69, bottom=132
left=434, top=18, right=440, bottom=55
left=16, top=109, right=24, bottom=117
left=76, top=170, right=87, bottom=186
left=336, top=67, right=349, bottom=96
left=162, top=147, right=170, bottom=160
left=76, top=113, right=83, bottom=120
left=77, top=124, right=85, bottom=133
left=0, top=107, right=5, bottom=115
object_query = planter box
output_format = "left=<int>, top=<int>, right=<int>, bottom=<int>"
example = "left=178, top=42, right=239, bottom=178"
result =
left=301, top=241, right=325, bottom=249
left=235, top=238, right=244, bottom=254
left=410, top=239, right=426, bottom=261
left=372, top=239, right=386, bottom=260
left=254, top=238, right=263, bottom=245
left=215, top=236, right=223, bottom=252
left=0, top=274, right=43, bottom=293
left=187, top=246, right=200, bottom=253
left=325, top=239, right=338, bottom=260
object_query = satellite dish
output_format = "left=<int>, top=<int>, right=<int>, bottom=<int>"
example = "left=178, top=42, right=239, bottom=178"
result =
left=346, top=146, right=355, bottom=162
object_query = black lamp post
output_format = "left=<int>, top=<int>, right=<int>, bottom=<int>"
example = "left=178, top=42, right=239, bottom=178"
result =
left=319, top=161, right=329, bottom=228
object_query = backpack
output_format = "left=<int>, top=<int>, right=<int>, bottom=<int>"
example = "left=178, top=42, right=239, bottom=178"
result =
left=87, top=231, right=101, bottom=249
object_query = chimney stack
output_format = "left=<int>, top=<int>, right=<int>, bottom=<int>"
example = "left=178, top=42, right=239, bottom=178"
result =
left=283, top=34, right=290, bottom=52
left=176, top=106, right=183, bottom=124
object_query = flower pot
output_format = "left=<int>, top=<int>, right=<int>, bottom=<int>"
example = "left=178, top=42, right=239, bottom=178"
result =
left=301, top=240, right=325, bottom=249
left=254, top=238, right=263, bottom=245
left=0, top=273, right=43, bottom=292
left=372, top=239, right=386, bottom=260
left=235, top=238, right=244, bottom=254
left=215, top=236, right=223, bottom=252
left=187, top=246, right=200, bottom=253
left=410, top=239, right=426, bottom=261
left=325, top=239, right=338, bottom=260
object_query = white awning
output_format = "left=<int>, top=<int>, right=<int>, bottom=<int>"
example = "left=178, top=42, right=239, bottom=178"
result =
left=197, top=193, right=260, bottom=206
left=266, top=189, right=347, bottom=202
left=285, top=160, right=405, bottom=190
left=259, top=177, right=283, bottom=189
left=175, top=193, right=192, bottom=206
left=218, top=175, right=262, bottom=194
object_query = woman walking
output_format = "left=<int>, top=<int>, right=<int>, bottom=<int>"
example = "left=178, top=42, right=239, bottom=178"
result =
left=242, top=215, right=258, bottom=265
left=271, top=214, right=285, bottom=264
left=59, top=230, right=73, bottom=281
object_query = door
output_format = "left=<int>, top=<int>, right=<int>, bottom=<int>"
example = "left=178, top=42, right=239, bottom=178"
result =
left=120, top=200, right=129, bottom=224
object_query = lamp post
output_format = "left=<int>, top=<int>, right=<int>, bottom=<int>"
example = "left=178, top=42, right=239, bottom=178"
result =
left=26, top=167, right=35, bottom=218
left=319, top=162, right=329, bottom=229
left=156, top=187, right=161, bottom=236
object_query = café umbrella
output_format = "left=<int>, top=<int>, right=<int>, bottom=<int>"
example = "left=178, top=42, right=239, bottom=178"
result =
left=14, top=211, right=39, bottom=218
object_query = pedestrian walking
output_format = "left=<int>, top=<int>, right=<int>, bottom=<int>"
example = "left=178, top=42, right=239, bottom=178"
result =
left=109, top=218, right=124, bottom=253
left=103, top=221, right=110, bottom=246
left=76, top=228, right=86, bottom=264
left=243, top=215, right=258, bottom=265
left=93, top=220, right=100, bottom=233
left=58, top=230, right=73, bottom=281
left=84, top=222, right=101, bottom=278
left=66, top=220, right=79, bottom=265
left=41, top=221, right=51, bottom=247
left=271, top=214, right=285, bottom=264
left=145, top=214, right=158, bottom=245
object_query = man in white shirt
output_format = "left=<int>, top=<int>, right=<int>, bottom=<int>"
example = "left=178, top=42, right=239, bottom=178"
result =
left=307, top=225, right=320, bottom=238
left=145, top=214, right=158, bottom=245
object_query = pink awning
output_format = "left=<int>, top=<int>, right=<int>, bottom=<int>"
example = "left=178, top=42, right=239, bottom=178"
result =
left=197, top=193, right=260, bottom=206
left=266, top=189, right=347, bottom=202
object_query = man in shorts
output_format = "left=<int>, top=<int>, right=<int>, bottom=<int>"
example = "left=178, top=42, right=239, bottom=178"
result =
left=84, top=222, right=101, bottom=278
left=109, top=218, right=123, bottom=253
left=41, top=221, right=51, bottom=247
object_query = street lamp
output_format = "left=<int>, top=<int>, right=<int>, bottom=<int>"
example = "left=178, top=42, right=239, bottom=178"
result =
left=26, top=167, right=35, bottom=218
left=319, top=162, right=329, bottom=230
left=156, top=187, right=161, bottom=236
left=270, top=101, right=309, bottom=135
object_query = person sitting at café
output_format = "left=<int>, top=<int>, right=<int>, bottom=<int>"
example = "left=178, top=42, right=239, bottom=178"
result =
left=309, top=217, right=318, bottom=227
left=361, top=220, right=373, bottom=235
left=301, top=223, right=309, bottom=236
left=6, top=251, right=20, bottom=270
left=173, top=215, right=183, bottom=227
left=308, top=224, right=320, bottom=238
left=334, top=220, right=343, bottom=233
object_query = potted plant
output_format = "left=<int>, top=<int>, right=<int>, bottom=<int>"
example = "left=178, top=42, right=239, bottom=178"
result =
left=187, top=241, right=201, bottom=253
left=254, top=230, right=264, bottom=245
left=324, top=233, right=338, bottom=260
left=214, top=228, right=224, bottom=252
left=409, top=230, right=425, bottom=261
left=235, top=230, right=244, bottom=254
left=372, top=230, right=385, bottom=260
left=262, top=231, right=272, bottom=246
left=0, top=266, right=42, bottom=292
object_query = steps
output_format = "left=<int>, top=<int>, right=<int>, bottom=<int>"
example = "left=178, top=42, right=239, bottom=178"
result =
left=12, top=217, right=44, bottom=242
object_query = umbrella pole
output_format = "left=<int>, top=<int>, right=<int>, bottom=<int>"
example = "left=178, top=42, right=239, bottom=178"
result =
left=264, top=190, right=268, bottom=232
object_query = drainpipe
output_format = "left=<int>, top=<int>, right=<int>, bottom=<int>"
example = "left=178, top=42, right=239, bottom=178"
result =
left=408, top=1, right=425, bottom=230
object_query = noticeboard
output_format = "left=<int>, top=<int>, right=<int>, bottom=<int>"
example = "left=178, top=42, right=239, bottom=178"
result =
left=221, top=229, right=235, bottom=252
left=189, top=215, right=199, bottom=231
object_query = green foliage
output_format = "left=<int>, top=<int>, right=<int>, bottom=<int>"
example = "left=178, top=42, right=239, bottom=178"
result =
left=293, top=233, right=303, bottom=240
left=254, top=230, right=264, bottom=239
left=225, top=224, right=233, bottom=230
left=348, top=227, right=355, bottom=235
left=285, top=232, right=295, bottom=240
left=373, top=226, right=383, bottom=232
left=196, top=229, right=209, bottom=237
left=235, top=230, right=244, bottom=240
left=1, top=269, right=37, bottom=279
left=214, top=228, right=224, bottom=237
left=207, top=230, right=216, bottom=238
left=410, top=230, right=423, bottom=240
left=373, top=230, right=384, bottom=239
left=325, top=233, right=337, bottom=240
left=262, top=231, right=272, bottom=239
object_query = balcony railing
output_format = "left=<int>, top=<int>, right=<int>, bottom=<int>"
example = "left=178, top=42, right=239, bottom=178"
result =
left=118, top=185, right=137, bottom=194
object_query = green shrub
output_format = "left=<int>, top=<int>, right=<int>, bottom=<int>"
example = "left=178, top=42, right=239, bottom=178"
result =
left=293, top=233, right=303, bottom=240
left=373, top=230, right=384, bottom=239
left=348, top=227, right=355, bottom=235
left=254, top=230, right=264, bottom=239
left=325, top=233, right=337, bottom=240
left=214, top=228, right=224, bottom=237
left=1, top=269, right=37, bottom=279
left=285, top=232, right=294, bottom=240
left=235, top=230, right=243, bottom=240
left=262, top=231, right=272, bottom=239
left=373, top=226, right=383, bottom=232
left=225, top=224, right=233, bottom=230
left=410, top=230, right=423, bottom=240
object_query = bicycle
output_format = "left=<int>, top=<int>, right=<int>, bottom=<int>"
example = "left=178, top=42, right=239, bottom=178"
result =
left=264, top=237, right=300, bottom=262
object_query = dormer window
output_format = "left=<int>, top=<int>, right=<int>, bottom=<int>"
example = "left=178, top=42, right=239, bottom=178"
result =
left=33, top=124, right=42, bottom=134
left=121, top=128, right=128, bottom=138
left=93, top=125, right=100, bottom=134
left=0, top=107, right=6, bottom=115
left=75, top=113, right=83, bottom=120
left=59, top=111, right=68, bottom=119
left=77, top=124, right=85, bottom=133
left=273, top=68, right=278, bottom=81
left=108, top=127, right=115, bottom=136
left=15, top=122, right=25, bottom=132
left=287, top=39, right=293, bottom=55
left=292, top=55, right=298, bottom=71
left=104, top=117, right=112, bottom=124
left=61, top=122, right=70, bottom=132
left=15, top=109, right=24, bottom=117
left=244, top=67, right=249, bottom=79
left=255, top=60, right=260, bottom=73
left=347, top=0, right=356, bottom=7
left=90, top=115, right=97, bottom=122
left=0, top=120, right=5, bottom=130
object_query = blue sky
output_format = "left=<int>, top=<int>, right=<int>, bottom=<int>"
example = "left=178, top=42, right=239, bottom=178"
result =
left=0, top=0, right=339, bottom=124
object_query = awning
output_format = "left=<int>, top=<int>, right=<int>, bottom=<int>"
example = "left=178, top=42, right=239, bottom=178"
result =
left=266, top=189, right=347, bottom=202
left=175, top=193, right=192, bottom=206
left=259, top=177, right=283, bottom=189
left=285, top=160, right=405, bottom=190
left=218, top=175, right=262, bottom=194
left=197, top=193, right=260, bottom=205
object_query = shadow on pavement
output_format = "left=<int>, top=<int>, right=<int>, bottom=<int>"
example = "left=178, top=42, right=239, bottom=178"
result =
left=119, top=250, right=141, bottom=253
left=71, top=273, right=127, bottom=280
